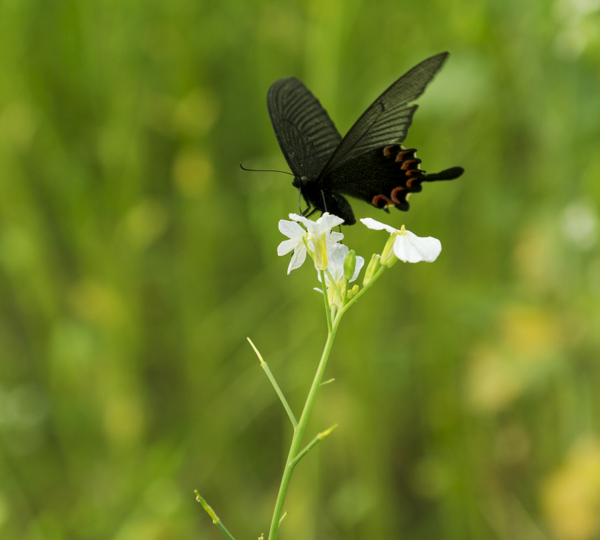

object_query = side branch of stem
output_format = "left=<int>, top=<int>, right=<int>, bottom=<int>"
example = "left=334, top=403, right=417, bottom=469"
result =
left=289, top=424, right=338, bottom=469
left=247, top=337, right=298, bottom=429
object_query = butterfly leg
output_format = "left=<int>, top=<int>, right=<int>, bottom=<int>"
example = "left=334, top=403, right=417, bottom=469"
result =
left=320, top=190, right=329, bottom=213
left=298, top=187, right=314, bottom=217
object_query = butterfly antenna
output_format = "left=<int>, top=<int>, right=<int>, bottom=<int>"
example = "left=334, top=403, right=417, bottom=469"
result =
left=239, top=163, right=294, bottom=176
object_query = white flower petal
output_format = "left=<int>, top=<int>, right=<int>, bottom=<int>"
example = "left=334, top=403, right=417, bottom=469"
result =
left=329, top=243, right=349, bottom=258
left=393, top=233, right=441, bottom=263
left=287, top=244, right=307, bottom=273
left=289, top=213, right=311, bottom=227
left=350, top=255, right=365, bottom=282
left=314, top=287, right=324, bottom=294
left=279, top=219, right=306, bottom=239
left=317, top=212, right=345, bottom=231
left=304, top=220, right=319, bottom=236
left=277, top=238, right=299, bottom=256
left=327, top=231, right=344, bottom=245
left=327, top=243, right=349, bottom=282
left=360, top=218, right=397, bottom=234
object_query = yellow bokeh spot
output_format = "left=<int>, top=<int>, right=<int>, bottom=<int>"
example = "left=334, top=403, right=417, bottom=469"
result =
left=124, top=198, right=168, bottom=248
left=173, top=88, right=219, bottom=137
left=172, top=149, right=213, bottom=198
left=68, top=280, right=124, bottom=326
left=513, top=226, right=553, bottom=286
left=466, top=345, right=522, bottom=412
left=541, top=438, right=600, bottom=540
left=103, top=394, right=146, bottom=448
left=499, top=303, right=562, bottom=362
left=466, top=303, right=563, bottom=413
left=0, top=101, right=36, bottom=149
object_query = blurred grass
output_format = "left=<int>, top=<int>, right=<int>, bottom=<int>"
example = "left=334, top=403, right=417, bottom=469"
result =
left=1, top=0, right=600, bottom=539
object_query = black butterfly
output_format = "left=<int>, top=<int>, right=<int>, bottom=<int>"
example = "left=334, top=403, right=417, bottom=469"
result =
left=267, top=52, right=464, bottom=225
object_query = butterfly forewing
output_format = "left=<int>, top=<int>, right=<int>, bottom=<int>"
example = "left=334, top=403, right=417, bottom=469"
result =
left=267, top=77, right=342, bottom=179
left=320, top=52, right=449, bottom=179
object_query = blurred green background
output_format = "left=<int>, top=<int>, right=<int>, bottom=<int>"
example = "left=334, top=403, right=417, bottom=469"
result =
left=2, top=0, right=600, bottom=538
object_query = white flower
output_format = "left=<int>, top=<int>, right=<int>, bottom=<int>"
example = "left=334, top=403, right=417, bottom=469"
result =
left=277, top=212, right=344, bottom=274
left=322, top=244, right=364, bottom=285
left=316, top=243, right=365, bottom=308
left=360, top=218, right=442, bottom=263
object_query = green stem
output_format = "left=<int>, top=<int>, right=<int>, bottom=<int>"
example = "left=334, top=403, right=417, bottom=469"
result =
left=319, top=270, right=333, bottom=332
left=266, top=264, right=386, bottom=540
left=267, top=316, right=343, bottom=540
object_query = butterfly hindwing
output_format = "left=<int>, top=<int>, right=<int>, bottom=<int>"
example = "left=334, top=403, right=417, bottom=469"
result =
left=320, top=145, right=426, bottom=211
left=267, top=77, right=342, bottom=179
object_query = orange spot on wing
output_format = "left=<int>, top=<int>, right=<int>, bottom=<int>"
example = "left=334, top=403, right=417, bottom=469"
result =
left=390, top=187, right=406, bottom=204
left=372, top=194, right=394, bottom=208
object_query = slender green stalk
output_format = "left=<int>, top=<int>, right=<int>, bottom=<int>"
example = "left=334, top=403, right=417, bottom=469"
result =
left=247, top=338, right=298, bottom=429
left=195, top=491, right=237, bottom=540
left=319, top=270, right=333, bottom=332
left=267, top=316, right=342, bottom=540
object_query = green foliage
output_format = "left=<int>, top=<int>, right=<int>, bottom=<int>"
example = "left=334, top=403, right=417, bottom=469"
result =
left=1, top=0, right=600, bottom=538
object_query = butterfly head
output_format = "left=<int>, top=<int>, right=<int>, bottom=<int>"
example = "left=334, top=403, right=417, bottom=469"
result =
left=292, top=175, right=310, bottom=189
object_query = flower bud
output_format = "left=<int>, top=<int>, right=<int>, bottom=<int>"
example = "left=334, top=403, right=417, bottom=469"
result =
left=380, top=233, right=398, bottom=267
left=343, top=250, right=357, bottom=280
left=363, top=254, right=381, bottom=286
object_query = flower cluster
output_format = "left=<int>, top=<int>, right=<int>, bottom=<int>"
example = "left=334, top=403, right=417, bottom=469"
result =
left=278, top=213, right=442, bottom=307
left=277, top=213, right=344, bottom=274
